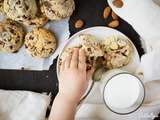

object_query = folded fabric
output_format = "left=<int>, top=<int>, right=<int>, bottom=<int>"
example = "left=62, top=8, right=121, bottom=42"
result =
left=138, top=49, right=160, bottom=82
left=0, top=90, right=50, bottom=120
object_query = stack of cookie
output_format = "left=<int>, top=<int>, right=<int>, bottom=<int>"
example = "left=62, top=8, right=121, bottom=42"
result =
left=0, top=0, right=75, bottom=58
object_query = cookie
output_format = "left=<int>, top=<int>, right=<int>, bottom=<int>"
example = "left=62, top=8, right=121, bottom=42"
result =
left=22, top=11, right=48, bottom=27
left=0, top=0, right=4, bottom=14
left=3, top=0, right=37, bottom=21
left=60, top=34, right=104, bottom=70
left=25, top=28, right=57, bottom=58
left=102, top=36, right=133, bottom=69
left=0, top=19, right=24, bottom=53
left=22, top=0, right=48, bottom=27
left=80, top=34, right=104, bottom=70
left=80, top=34, right=104, bottom=58
left=40, top=0, right=75, bottom=20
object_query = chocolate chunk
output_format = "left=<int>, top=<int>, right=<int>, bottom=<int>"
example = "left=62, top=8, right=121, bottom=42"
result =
left=13, top=50, right=18, bottom=53
left=16, top=0, right=21, bottom=5
left=15, top=39, right=19, bottom=44
left=29, top=36, right=34, bottom=40
left=23, top=15, right=28, bottom=19
left=17, top=36, right=20, bottom=40
left=87, top=48, right=91, bottom=52
left=90, top=57, right=94, bottom=61
left=10, top=46, right=13, bottom=49
left=48, top=41, right=52, bottom=44
left=30, top=22, right=36, bottom=25
left=26, top=5, right=29, bottom=10
left=9, top=28, right=14, bottom=34
left=49, top=49, right=53, bottom=54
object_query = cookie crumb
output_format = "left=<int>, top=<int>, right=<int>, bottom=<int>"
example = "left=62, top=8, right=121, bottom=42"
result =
left=113, top=0, right=124, bottom=8
left=75, top=19, right=84, bottom=29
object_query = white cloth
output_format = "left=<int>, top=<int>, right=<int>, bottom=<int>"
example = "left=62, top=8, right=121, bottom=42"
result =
left=76, top=0, right=160, bottom=119
left=76, top=104, right=160, bottom=120
left=0, top=90, right=50, bottom=120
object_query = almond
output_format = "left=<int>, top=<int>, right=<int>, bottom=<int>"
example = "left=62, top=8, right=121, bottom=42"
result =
left=108, top=20, right=119, bottom=28
left=113, top=0, right=124, bottom=8
left=103, top=6, right=111, bottom=19
left=111, top=11, right=118, bottom=20
left=75, top=19, right=84, bottom=29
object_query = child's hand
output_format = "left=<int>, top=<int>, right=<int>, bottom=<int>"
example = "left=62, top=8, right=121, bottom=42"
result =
left=59, top=48, right=93, bottom=103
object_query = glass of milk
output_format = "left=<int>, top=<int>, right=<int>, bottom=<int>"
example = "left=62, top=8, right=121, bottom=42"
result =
left=101, top=69, right=145, bottom=115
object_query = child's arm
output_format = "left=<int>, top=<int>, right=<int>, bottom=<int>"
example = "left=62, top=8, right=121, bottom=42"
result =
left=49, top=48, right=92, bottom=120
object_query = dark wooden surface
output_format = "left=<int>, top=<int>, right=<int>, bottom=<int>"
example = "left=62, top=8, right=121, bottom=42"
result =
left=0, top=0, right=144, bottom=99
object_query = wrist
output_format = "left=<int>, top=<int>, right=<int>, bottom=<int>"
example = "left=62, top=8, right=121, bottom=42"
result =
left=57, top=92, right=80, bottom=105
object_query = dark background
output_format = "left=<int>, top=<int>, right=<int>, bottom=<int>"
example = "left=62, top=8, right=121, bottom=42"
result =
left=0, top=0, right=144, bottom=99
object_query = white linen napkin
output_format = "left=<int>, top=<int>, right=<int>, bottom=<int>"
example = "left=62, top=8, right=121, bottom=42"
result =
left=0, top=90, right=50, bottom=120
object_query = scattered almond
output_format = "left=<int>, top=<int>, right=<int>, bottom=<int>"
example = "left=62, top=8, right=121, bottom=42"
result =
left=108, top=20, right=119, bottom=28
left=75, top=19, right=84, bottom=29
left=111, top=11, right=118, bottom=20
left=113, top=0, right=124, bottom=8
left=103, top=6, right=111, bottom=19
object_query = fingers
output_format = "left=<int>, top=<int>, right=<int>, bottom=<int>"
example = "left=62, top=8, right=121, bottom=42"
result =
left=70, top=48, right=79, bottom=68
left=78, top=49, right=86, bottom=70
left=64, top=53, right=72, bottom=69
left=61, top=48, right=86, bottom=70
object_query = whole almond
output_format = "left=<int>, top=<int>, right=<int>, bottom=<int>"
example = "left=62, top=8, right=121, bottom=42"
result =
left=113, top=0, right=124, bottom=8
left=75, top=19, right=84, bottom=29
left=111, top=11, right=118, bottom=20
left=108, top=20, right=119, bottom=28
left=103, top=7, right=111, bottom=19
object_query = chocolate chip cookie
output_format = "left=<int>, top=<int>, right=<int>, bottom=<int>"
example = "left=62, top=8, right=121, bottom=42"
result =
left=25, top=28, right=57, bottom=58
left=22, top=0, right=48, bottom=27
left=4, top=0, right=37, bottom=21
left=40, top=0, right=75, bottom=20
left=102, top=36, right=133, bottom=69
left=60, top=34, right=104, bottom=70
left=0, top=19, right=24, bottom=53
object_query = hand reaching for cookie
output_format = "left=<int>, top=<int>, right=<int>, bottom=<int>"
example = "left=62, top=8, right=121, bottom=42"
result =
left=49, top=48, right=94, bottom=120
left=59, top=48, right=93, bottom=103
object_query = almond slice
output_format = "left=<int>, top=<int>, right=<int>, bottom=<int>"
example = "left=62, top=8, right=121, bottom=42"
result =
left=103, top=6, right=111, bottom=19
